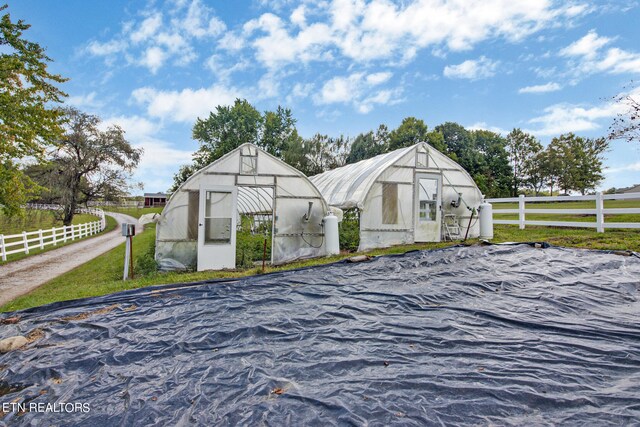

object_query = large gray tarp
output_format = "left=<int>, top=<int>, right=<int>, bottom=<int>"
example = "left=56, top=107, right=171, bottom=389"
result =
left=1, top=244, right=639, bottom=425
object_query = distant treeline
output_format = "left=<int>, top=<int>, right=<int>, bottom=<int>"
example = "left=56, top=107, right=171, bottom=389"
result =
left=172, top=99, right=609, bottom=197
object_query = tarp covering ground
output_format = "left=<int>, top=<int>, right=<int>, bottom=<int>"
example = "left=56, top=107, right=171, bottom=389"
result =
left=1, top=244, right=640, bottom=425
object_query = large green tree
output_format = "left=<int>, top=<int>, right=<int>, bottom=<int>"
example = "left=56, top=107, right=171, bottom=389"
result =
left=346, top=124, right=389, bottom=164
left=547, top=133, right=608, bottom=195
left=388, top=117, right=429, bottom=151
left=505, top=129, right=543, bottom=196
left=28, top=108, right=142, bottom=225
left=0, top=4, right=67, bottom=215
left=174, top=99, right=302, bottom=190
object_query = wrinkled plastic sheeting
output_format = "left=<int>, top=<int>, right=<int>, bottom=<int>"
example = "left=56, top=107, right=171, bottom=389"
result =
left=1, top=244, right=640, bottom=425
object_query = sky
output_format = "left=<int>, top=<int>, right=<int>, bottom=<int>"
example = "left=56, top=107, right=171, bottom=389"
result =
left=6, top=0, right=640, bottom=193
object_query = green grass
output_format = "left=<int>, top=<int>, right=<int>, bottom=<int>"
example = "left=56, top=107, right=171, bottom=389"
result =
left=102, top=206, right=164, bottom=218
left=0, top=215, right=118, bottom=266
left=493, top=199, right=640, bottom=223
left=0, top=210, right=99, bottom=235
left=2, top=205, right=639, bottom=312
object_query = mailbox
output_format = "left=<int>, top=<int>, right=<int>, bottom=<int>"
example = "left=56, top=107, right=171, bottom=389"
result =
left=121, top=223, right=136, bottom=237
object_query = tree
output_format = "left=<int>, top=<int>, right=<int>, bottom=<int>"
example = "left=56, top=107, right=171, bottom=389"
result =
left=608, top=84, right=640, bottom=143
left=0, top=4, right=67, bottom=215
left=261, top=106, right=297, bottom=157
left=346, top=124, right=389, bottom=164
left=472, top=130, right=513, bottom=197
left=547, top=133, right=608, bottom=195
left=388, top=117, right=429, bottom=151
left=192, top=99, right=262, bottom=168
left=28, top=108, right=142, bottom=225
left=505, top=129, right=542, bottom=196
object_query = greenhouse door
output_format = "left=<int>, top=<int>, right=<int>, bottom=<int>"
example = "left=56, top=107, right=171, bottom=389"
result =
left=198, top=186, right=237, bottom=271
left=414, top=173, right=442, bottom=242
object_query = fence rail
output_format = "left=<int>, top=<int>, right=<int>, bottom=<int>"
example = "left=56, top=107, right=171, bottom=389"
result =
left=0, top=205, right=106, bottom=262
left=486, top=192, right=640, bottom=232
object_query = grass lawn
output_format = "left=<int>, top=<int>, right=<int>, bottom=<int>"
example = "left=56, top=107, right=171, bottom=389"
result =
left=102, top=206, right=164, bottom=218
left=1, top=212, right=118, bottom=263
left=492, top=199, right=640, bottom=223
left=2, top=204, right=639, bottom=313
left=0, top=210, right=100, bottom=235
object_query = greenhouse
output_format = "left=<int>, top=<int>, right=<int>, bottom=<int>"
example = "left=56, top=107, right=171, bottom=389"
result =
left=310, top=142, right=484, bottom=251
left=156, top=144, right=329, bottom=271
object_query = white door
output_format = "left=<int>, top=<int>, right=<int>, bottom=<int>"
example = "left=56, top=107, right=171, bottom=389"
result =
left=415, top=173, right=442, bottom=242
left=198, top=186, right=237, bottom=271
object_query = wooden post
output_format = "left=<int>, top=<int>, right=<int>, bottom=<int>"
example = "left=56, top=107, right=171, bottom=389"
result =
left=518, top=194, right=525, bottom=230
left=53, top=227, right=57, bottom=246
left=23, top=231, right=29, bottom=254
left=0, top=235, right=5, bottom=262
left=63, top=225, right=68, bottom=243
left=39, top=229, right=44, bottom=249
left=596, top=191, right=604, bottom=233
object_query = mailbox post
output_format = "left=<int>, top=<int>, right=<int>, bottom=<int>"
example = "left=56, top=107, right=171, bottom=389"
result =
left=122, top=223, right=136, bottom=280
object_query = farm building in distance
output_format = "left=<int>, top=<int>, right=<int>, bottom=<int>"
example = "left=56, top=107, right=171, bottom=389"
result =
left=144, top=192, right=168, bottom=207
left=310, top=142, right=484, bottom=251
left=156, top=144, right=330, bottom=271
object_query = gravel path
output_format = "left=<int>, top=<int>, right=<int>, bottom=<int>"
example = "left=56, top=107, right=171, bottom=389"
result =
left=0, top=212, right=142, bottom=307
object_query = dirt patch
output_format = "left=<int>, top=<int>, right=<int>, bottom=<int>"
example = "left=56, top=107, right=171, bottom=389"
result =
left=60, top=304, right=120, bottom=322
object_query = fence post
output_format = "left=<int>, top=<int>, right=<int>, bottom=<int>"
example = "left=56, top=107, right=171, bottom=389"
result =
left=0, top=235, right=5, bottom=262
left=39, top=229, right=44, bottom=249
left=596, top=191, right=604, bottom=233
left=518, top=194, right=525, bottom=230
left=64, top=225, right=68, bottom=243
left=53, top=227, right=57, bottom=246
left=72, top=224, right=76, bottom=240
left=23, top=231, right=29, bottom=254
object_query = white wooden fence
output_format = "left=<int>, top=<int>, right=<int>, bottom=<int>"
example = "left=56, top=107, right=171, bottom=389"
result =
left=0, top=205, right=106, bottom=262
left=486, top=192, right=640, bottom=232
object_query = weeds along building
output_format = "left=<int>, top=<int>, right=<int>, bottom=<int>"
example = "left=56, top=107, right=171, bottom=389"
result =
left=309, top=142, right=484, bottom=251
left=156, top=144, right=329, bottom=271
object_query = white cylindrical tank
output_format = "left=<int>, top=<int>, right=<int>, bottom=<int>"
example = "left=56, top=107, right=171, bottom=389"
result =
left=478, top=201, right=493, bottom=240
left=323, top=212, right=340, bottom=255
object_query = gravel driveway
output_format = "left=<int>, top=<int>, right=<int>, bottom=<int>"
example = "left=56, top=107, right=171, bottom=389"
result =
left=0, top=212, right=142, bottom=307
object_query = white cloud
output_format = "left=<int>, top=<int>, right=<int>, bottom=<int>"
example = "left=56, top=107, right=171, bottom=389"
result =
left=100, top=114, right=193, bottom=193
left=67, top=92, right=102, bottom=109
left=130, top=13, right=162, bottom=43
left=560, top=30, right=640, bottom=77
left=131, top=84, right=243, bottom=122
left=84, top=0, right=226, bottom=73
left=518, top=82, right=562, bottom=94
left=525, top=86, right=640, bottom=137
left=443, top=56, right=499, bottom=80
left=607, top=162, right=640, bottom=174
left=467, top=122, right=510, bottom=136
left=238, top=0, right=590, bottom=69
left=315, top=71, right=400, bottom=113
left=85, top=39, right=127, bottom=56
left=140, top=46, right=167, bottom=73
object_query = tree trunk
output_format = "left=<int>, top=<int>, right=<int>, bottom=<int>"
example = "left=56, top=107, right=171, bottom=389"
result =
left=63, top=174, right=81, bottom=226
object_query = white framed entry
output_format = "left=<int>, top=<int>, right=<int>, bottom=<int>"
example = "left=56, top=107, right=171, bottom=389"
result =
left=415, top=173, right=442, bottom=242
left=198, top=186, right=237, bottom=271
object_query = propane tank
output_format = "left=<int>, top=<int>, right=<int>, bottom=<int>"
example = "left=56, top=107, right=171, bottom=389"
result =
left=323, top=211, right=340, bottom=255
left=478, top=200, right=493, bottom=240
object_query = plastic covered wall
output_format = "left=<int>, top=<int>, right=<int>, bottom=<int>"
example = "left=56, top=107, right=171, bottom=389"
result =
left=156, top=144, right=328, bottom=270
left=310, top=143, right=484, bottom=251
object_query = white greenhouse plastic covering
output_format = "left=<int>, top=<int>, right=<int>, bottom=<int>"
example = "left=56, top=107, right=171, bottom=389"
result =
left=310, top=142, right=483, bottom=251
left=156, top=144, right=329, bottom=271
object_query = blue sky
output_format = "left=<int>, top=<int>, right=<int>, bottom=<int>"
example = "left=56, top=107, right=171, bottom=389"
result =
left=7, top=0, right=640, bottom=193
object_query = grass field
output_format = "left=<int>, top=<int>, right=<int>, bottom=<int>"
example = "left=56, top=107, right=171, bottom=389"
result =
left=0, top=211, right=118, bottom=263
left=0, top=210, right=100, bottom=235
left=492, top=199, right=640, bottom=223
left=2, top=203, right=639, bottom=313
